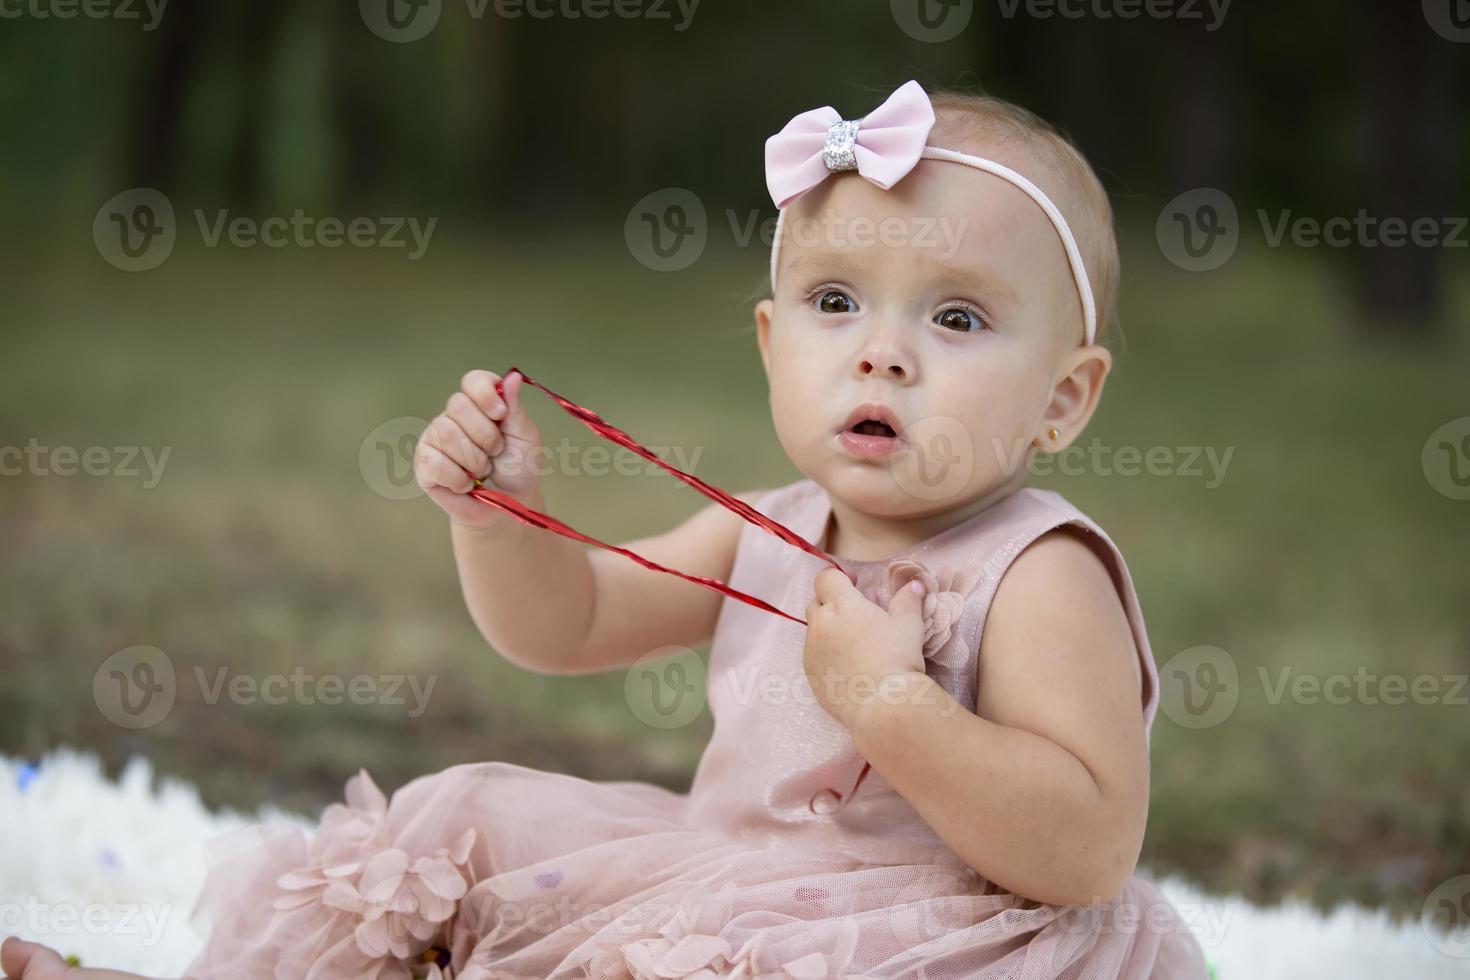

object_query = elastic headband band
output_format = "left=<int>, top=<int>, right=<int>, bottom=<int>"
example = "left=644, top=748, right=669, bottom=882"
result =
left=764, top=79, right=1099, bottom=346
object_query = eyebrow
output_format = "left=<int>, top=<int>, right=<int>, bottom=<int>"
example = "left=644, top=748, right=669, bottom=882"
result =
left=782, top=250, right=1020, bottom=309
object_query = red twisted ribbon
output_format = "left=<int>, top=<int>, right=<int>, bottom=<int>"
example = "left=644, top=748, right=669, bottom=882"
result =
left=464, top=369, right=873, bottom=811
left=463, top=369, right=846, bottom=627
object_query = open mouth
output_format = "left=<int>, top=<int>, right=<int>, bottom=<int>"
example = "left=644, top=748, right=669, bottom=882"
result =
left=849, top=419, right=897, bottom=438
left=837, top=405, right=906, bottom=458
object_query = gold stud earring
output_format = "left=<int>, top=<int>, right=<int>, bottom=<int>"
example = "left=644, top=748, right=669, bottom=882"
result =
left=1048, top=426, right=1061, bottom=441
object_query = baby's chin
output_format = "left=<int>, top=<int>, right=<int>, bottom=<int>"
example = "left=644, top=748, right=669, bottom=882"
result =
left=815, top=458, right=1008, bottom=523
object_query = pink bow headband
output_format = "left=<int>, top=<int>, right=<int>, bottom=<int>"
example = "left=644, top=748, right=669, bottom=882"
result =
left=764, top=80, right=1099, bottom=346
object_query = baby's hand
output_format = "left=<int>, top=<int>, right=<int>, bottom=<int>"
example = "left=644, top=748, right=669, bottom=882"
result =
left=415, top=369, right=543, bottom=528
left=803, top=567, right=927, bottom=731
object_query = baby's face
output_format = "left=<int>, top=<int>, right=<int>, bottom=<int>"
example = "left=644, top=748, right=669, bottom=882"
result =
left=756, top=155, right=1096, bottom=521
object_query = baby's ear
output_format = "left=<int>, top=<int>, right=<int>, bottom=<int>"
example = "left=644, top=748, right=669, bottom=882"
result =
left=1041, top=345, right=1111, bottom=449
left=754, top=299, right=774, bottom=376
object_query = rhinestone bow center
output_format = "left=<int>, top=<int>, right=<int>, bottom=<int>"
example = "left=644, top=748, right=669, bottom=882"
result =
left=822, top=118, right=862, bottom=172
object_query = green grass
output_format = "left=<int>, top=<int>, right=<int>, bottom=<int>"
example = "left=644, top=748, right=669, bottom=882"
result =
left=1, top=223, right=1466, bottom=917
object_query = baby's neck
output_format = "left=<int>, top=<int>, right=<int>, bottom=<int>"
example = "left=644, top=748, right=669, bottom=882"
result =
left=821, top=480, right=1024, bottom=561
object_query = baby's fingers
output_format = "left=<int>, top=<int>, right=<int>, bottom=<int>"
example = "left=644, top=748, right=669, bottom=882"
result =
left=496, top=370, right=539, bottom=446
left=460, top=369, right=508, bottom=420
left=427, top=414, right=492, bottom=479
left=445, top=391, right=503, bottom=458
left=415, top=439, right=476, bottom=494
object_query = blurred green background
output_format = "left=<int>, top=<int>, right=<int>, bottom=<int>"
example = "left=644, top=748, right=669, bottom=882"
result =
left=2, top=0, right=1468, bottom=922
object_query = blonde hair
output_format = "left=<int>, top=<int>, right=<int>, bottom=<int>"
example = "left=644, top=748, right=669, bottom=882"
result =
left=925, top=87, right=1121, bottom=345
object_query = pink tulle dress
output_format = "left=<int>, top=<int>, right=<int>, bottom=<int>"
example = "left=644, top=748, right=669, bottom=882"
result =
left=184, top=478, right=1209, bottom=979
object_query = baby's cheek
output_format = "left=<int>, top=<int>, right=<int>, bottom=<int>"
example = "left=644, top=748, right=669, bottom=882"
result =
left=956, top=390, right=1038, bottom=489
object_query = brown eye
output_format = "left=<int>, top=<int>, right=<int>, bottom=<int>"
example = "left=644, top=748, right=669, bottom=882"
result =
left=936, top=307, right=984, bottom=332
left=816, top=290, right=856, bottom=314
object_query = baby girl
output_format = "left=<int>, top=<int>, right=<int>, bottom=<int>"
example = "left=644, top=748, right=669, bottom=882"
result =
left=4, top=80, right=1209, bottom=978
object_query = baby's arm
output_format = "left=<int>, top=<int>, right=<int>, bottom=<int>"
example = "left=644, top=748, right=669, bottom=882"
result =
left=850, top=527, right=1149, bottom=907
left=418, top=369, right=767, bottom=676
left=452, top=486, right=766, bottom=675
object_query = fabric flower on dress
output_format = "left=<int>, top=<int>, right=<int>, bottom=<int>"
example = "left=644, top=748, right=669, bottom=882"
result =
left=274, top=768, right=392, bottom=912
left=619, top=882, right=742, bottom=979
left=321, top=828, right=478, bottom=960
left=620, top=884, right=879, bottom=980
left=882, top=558, right=983, bottom=671
left=727, top=920, right=878, bottom=980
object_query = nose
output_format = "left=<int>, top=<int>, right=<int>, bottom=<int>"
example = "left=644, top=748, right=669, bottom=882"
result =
left=854, top=329, right=917, bottom=383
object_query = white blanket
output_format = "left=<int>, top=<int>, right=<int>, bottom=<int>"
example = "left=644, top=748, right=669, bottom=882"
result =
left=1, top=749, right=1463, bottom=978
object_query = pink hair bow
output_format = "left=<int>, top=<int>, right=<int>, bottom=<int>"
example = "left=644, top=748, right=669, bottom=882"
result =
left=764, top=79, right=937, bottom=210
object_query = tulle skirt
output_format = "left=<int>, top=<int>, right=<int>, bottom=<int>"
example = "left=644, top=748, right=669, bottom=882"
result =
left=184, top=762, right=1208, bottom=979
